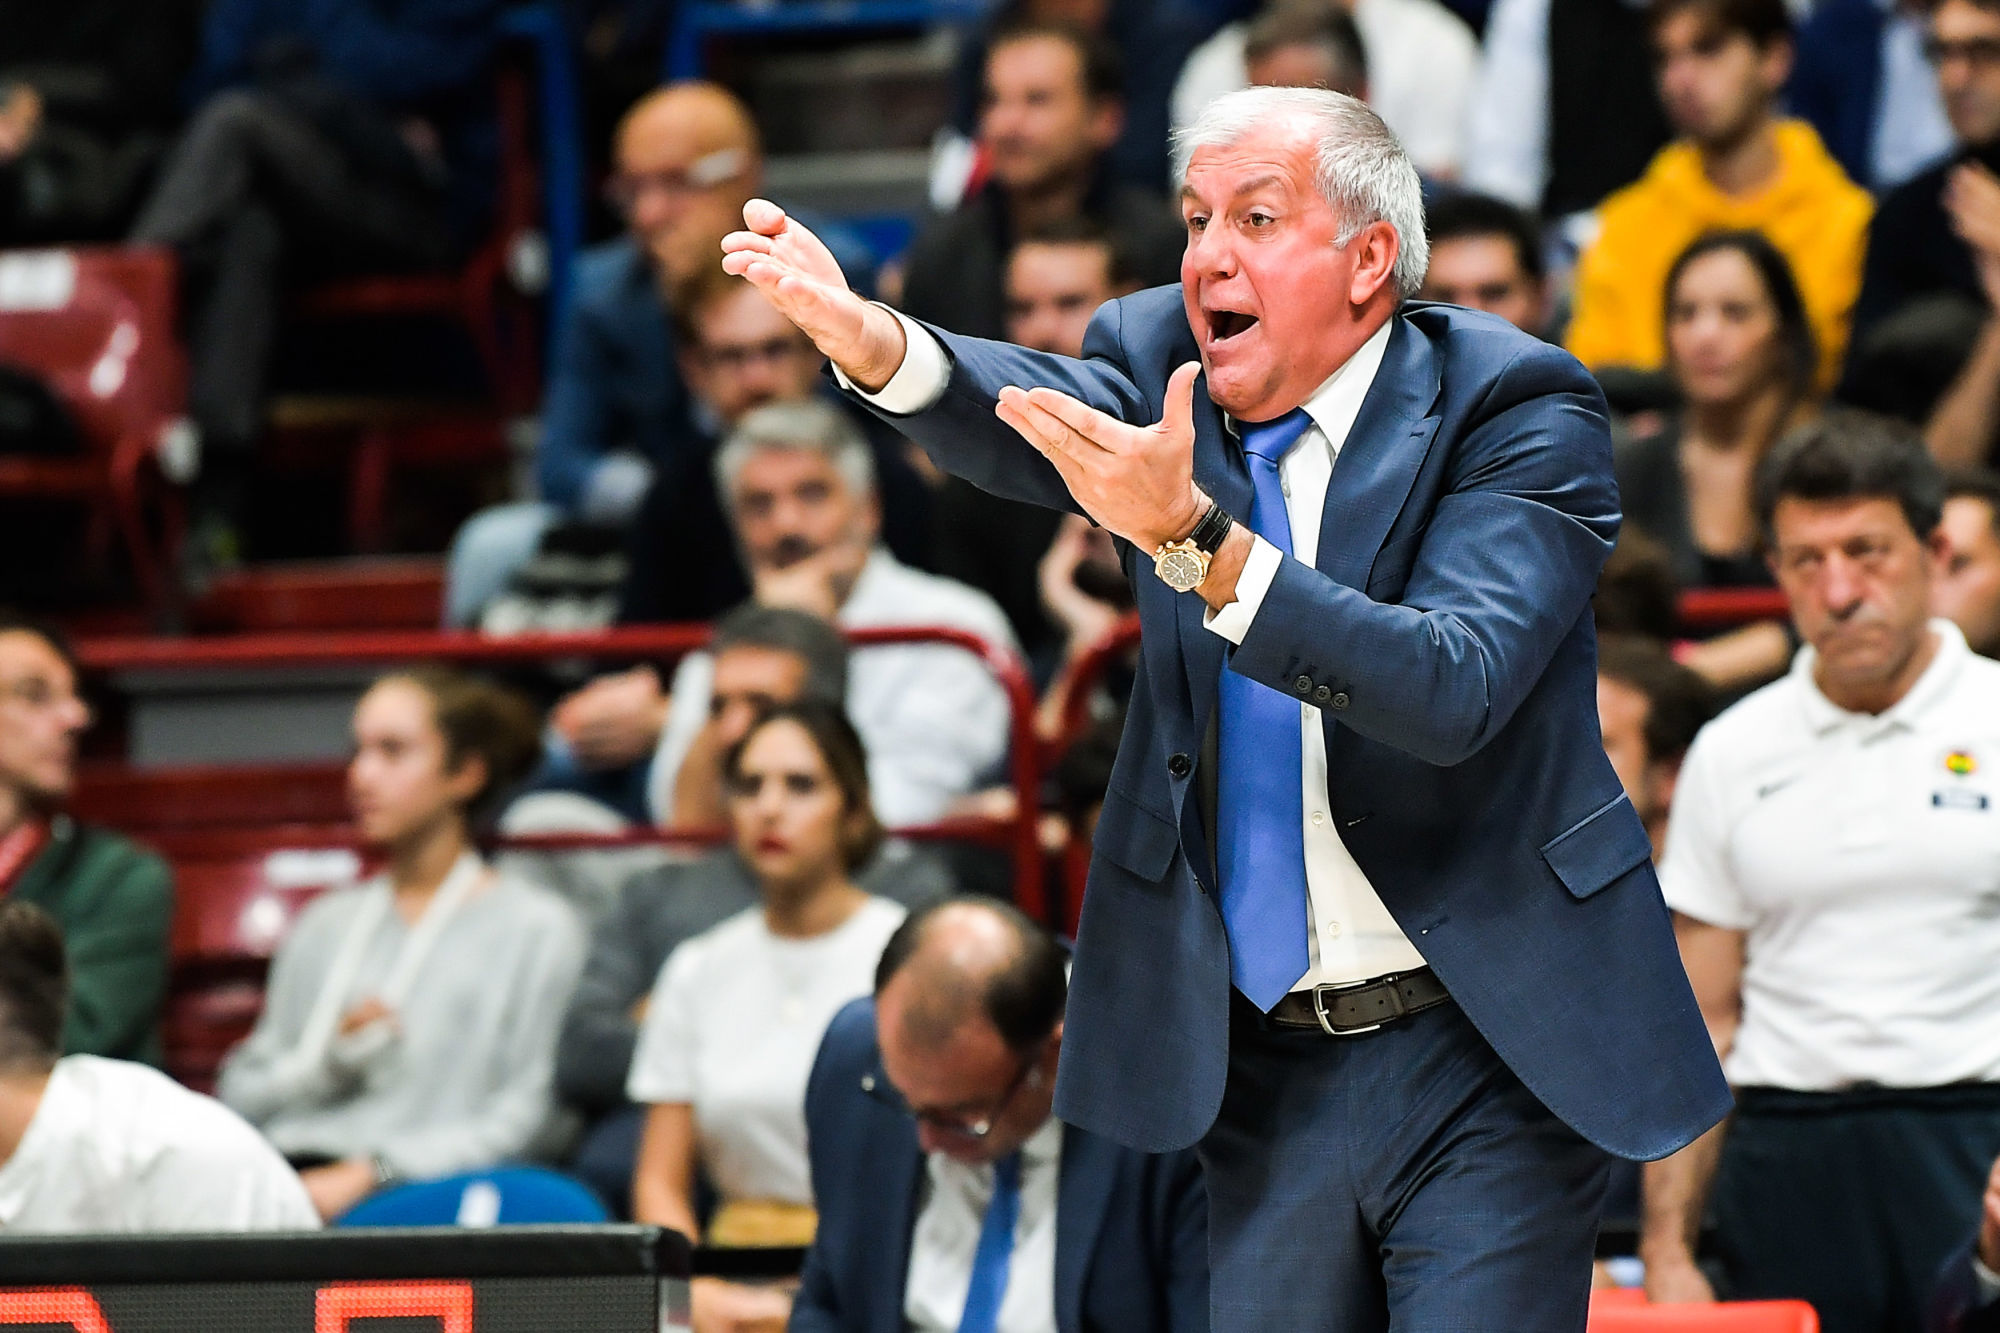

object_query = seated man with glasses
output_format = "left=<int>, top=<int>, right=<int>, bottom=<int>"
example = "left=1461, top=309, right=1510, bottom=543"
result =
left=794, top=897, right=1210, bottom=1333
left=0, top=613, right=171, bottom=1065
left=442, top=80, right=878, bottom=628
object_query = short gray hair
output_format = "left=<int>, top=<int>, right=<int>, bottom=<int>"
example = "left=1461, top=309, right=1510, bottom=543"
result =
left=712, top=399, right=878, bottom=509
left=1172, top=86, right=1428, bottom=298
left=710, top=602, right=849, bottom=706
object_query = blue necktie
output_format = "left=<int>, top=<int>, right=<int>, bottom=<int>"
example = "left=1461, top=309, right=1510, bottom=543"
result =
left=957, top=1152, right=1022, bottom=1333
left=1216, top=408, right=1316, bottom=1011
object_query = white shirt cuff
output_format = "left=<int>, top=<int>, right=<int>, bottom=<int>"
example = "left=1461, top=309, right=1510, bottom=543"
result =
left=1973, top=1251, right=2000, bottom=1305
left=1202, top=535, right=1283, bottom=645
left=830, top=305, right=949, bottom=414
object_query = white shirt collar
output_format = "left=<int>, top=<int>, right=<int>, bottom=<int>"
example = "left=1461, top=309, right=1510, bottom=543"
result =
left=1793, top=618, right=1970, bottom=735
left=1224, top=317, right=1395, bottom=454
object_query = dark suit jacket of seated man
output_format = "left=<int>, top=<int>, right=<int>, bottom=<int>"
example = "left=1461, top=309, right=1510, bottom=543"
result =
left=790, top=996, right=1208, bottom=1333
left=726, top=85, right=1731, bottom=1331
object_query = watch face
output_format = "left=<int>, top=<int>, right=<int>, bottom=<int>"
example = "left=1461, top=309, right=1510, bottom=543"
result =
left=1157, top=548, right=1206, bottom=593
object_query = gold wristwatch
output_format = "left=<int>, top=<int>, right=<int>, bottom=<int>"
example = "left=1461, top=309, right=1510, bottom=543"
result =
left=1153, top=493, right=1235, bottom=593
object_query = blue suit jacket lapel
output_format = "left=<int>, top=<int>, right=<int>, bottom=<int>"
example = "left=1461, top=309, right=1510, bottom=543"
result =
left=1052, top=1123, right=1119, bottom=1333
left=864, top=1058, right=926, bottom=1333
left=1313, top=315, right=1443, bottom=592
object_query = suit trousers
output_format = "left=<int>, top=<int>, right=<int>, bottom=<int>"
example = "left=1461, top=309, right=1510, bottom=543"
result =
left=1713, top=1083, right=2000, bottom=1333
left=1199, top=991, right=1612, bottom=1331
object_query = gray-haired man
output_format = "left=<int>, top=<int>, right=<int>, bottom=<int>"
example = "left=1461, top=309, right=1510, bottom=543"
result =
left=725, top=85, right=1726, bottom=1330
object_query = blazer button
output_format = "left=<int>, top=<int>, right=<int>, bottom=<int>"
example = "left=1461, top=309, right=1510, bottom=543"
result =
left=1167, top=752, right=1192, bottom=778
left=1312, top=685, right=1332, bottom=704
left=1293, top=675, right=1314, bottom=694
left=1330, top=691, right=1351, bottom=710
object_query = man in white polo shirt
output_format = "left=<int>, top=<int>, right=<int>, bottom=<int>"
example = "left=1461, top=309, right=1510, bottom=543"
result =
left=1640, top=413, right=2000, bottom=1333
left=0, top=901, right=318, bottom=1232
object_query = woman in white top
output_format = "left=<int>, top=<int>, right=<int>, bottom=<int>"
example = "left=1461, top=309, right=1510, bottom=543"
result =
left=629, top=701, right=907, bottom=1327
left=219, top=669, right=586, bottom=1221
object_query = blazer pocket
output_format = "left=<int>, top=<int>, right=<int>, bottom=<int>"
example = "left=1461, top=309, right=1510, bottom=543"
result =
left=1093, top=787, right=1182, bottom=880
left=1539, top=792, right=1653, bottom=900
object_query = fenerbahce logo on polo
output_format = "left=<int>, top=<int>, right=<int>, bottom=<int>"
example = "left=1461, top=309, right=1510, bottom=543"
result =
left=1934, top=750, right=1989, bottom=812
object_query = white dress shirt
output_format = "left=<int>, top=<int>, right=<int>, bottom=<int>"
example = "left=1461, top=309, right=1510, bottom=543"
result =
left=0, top=1055, right=319, bottom=1233
left=646, top=547, right=1019, bottom=827
left=847, top=312, right=1425, bottom=988
left=904, top=1117, right=1063, bottom=1333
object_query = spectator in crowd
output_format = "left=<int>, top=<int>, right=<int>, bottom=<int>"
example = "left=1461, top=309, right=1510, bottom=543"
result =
left=0, top=613, right=170, bottom=1065
left=0, top=1, right=201, bottom=245
left=629, top=400, right=1018, bottom=830
left=219, top=669, right=586, bottom=1222
left=1929, top=1151, right=2000, bottom=1332
left=1596, top=635, right=1717, bottom=860
left=556, top=613, right=951, bottom=1216
left=1847, top=0, right=2000, bottom=467
left=792, top=897, right=1209, bottom=1333
left=443, top=83, right=879, bottom=627
left=0, top=902, right=318, bottom=1232
left=612, top=269, right=934, bottom=631
left=1643, top=415, right=2000, bottom=1331
left=933, top=221, right=1141, bottom=671
left=1937, top=469, right=2000, bottom=656
left=944, top=0, right=1226, bottom=195
left=1616, top=231, right=1816, bottom=692
left=1239, top=4, right=1370, bottom=98
left=1171, top=0, right=1478, bottom=179
left=1565, top=0, right=1872, bottom=392
left=1595, top=530, right=1690, bottom=646
left=1418, top=192, right=1551, bottom=336
left=130, top=0, right=511, bottom=572
left=900, top=19, right=1184, bottom=342
left=1790, top=0, right=1954, bottom=194
left=628, top=704, right=909, bottom=1329
left=1462, top=0, right=1671, bottom=219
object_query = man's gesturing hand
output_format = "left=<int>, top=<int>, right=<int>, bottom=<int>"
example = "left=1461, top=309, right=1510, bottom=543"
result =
left=720, top=199, right=908, bottom=392
left=996, top=360, right=1208, bottom=552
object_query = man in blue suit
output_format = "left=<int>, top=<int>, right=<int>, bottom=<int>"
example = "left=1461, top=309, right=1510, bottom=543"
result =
left=726, top=85, right=1730, bottom=1330
left=791, top=897, right=1207, bottom=1333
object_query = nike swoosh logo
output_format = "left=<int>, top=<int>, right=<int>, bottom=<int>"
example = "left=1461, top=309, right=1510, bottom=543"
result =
left=1756, top=775, right=1802, bottom=800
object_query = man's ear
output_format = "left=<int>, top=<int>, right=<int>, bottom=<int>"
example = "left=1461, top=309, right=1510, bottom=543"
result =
left=1347, top=220, right=1400, bottom=307
left=1761, top=37, right=1795, bottom=93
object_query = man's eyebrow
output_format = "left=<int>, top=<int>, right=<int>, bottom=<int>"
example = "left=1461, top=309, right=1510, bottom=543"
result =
left=1179, top=176, right=1288, bottom=206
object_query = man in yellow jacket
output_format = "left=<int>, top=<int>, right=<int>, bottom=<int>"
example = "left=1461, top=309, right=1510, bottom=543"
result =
left=1566, top=0, right=1872, bottom=391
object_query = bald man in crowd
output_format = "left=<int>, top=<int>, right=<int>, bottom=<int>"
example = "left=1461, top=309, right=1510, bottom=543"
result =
left=444, top=83, right=876, bottom=626
left=794, top=897, right=1208, bottom=1332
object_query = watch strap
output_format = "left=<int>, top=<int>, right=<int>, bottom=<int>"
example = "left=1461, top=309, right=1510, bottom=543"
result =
left=1186, top=495, right=1234, bottom=555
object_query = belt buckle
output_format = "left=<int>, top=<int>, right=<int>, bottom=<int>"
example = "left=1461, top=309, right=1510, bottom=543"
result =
left=1310, top=972, right=1408, bottom=1037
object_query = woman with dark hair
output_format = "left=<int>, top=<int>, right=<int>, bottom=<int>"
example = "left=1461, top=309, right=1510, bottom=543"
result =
left=218, top=669, right=586, bottom=1222
left=1616, top=229, right=1820, bottom=690
left=628, top=701, right=906, bottom=1330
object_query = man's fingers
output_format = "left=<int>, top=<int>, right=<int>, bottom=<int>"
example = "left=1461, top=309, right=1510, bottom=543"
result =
left=743, top=197, right=788, bottom=236
left=1162, top=361, right=1201, bottom=440
left=720, top=230, right=776, bottom=259
left=1019, top=385, right=1125, bottom=453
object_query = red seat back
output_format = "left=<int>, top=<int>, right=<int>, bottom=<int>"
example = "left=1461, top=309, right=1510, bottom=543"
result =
left=1589, top=1301, right=1820, bottom=1332
left=72, top=762, right=352, bottom=834
left=0, top=247, right=183, bottom=454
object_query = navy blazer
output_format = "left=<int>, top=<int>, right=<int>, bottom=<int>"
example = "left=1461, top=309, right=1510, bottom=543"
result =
left=790, top=999, right=1209, bottom=1333
left=846, top=290, right=1732, bottom=1161
left=1930, top=1239, right=2000, bottom=1333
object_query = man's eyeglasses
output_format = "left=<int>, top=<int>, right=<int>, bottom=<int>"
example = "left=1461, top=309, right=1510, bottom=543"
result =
left=1924, top=36, right=2000, bottom=68
left=697, top=335, right=817, bottom=372
left=866, top=1038, right=1049, bottom=1141
left=603, top=148, right=748, bottom=212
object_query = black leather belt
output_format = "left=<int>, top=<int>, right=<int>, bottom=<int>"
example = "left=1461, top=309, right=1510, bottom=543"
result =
left=1267, top=968, right=1451, bottom=1036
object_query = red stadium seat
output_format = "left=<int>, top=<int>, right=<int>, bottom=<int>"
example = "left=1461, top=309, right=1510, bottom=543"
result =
left=0, top=246, right=188, bottom=617
left=72, top=763, right=352, bottom=834
left=1589, top=1301, right=1820, bottom=1332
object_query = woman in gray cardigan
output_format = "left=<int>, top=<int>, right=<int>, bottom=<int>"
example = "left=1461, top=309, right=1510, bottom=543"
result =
left=219, top=669, right=587, bottom=1221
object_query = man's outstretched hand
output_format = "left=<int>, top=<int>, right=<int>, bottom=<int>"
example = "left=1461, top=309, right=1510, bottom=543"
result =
left=721, top=199, right=908, bottom=392
left=996, top=361, right=1207, bottom=552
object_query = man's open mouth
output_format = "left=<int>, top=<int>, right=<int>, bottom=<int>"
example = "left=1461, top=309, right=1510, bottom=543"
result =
left=1207, top=309, right=1259, bottom=343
